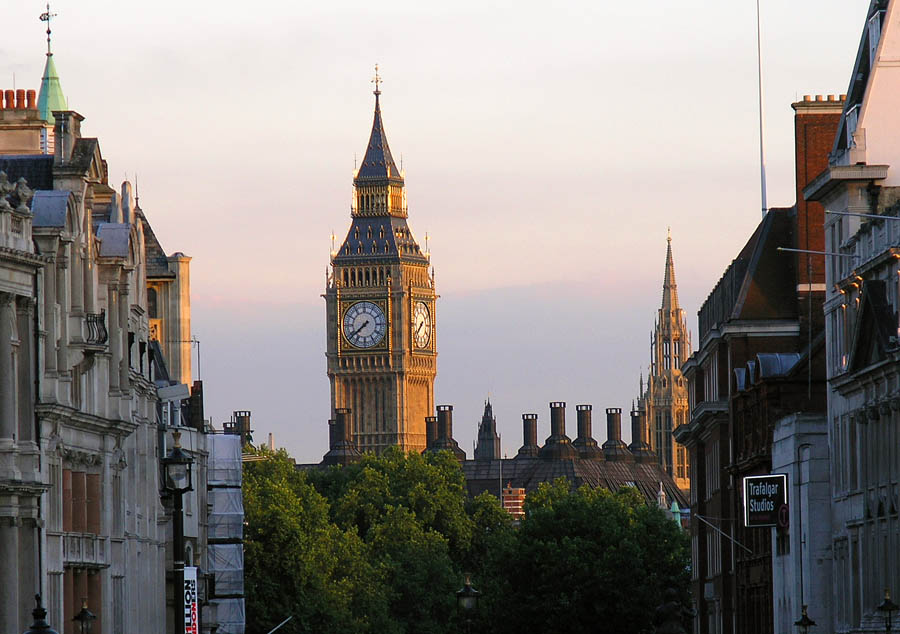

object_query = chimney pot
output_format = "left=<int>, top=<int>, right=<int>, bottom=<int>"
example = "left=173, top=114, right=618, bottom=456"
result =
left=803, top=95, right=812, bottom=102
left=576, top=404, right=593, bottom=440
left=840, top=94, right=847, bottom=101
left=828, top=94, right=836, bottom=101
left=425, top=416, right=438, bottom=448
left=550, top=402, right=566, bottom=437
left=4, top=90, right=14, bottom=109
left=815, top=94, right=824, bottom=101
left=437, top=405, right=453, bottom=439
left=606, top=407, right=622, bottom=442
left=26, top=89, right=36, bottom=109
left=15, top=89, right=25, bottom=109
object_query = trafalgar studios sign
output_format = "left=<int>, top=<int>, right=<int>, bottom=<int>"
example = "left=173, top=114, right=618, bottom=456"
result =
left=743, top=474, right=788, bottom=528
left=184, top=566, right=199, bottom=634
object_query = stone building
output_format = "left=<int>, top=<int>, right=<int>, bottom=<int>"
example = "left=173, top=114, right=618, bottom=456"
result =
left=675, top=92, right=842, bottom=634
left=637, top=233, right=691, bottom=492
left=0, top=38, right=238, bottom=634
left=324, top=76, right=436, bottom=454
left=803, top=1, right=900, bottom=631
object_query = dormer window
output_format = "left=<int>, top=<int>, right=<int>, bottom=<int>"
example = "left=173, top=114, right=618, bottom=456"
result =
left=367, top=227, right=372, bottom=239
left=354, top=227, right=360, bottom=240
left=379, top=227, right=385, bottom=239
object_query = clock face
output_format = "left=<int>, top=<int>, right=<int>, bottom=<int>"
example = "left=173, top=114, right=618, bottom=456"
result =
left=342, top=301, right=387, bottom=348
left=413, top=301, right=431, bottom=349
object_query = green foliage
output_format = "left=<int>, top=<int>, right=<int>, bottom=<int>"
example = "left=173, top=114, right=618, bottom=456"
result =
left=244, top=453, right=689, bottom=634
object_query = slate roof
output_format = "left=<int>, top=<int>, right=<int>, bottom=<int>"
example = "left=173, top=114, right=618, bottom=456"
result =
left=355, top=93, right=402, bottom=184
left=333, top=215, right=428, bottom=265
left=0, top=155, right=54, bottom=191
left=139, top=210, right=175, bottom=278
left=31, top=190, right=71, bottom=227
left=96, top=223, right=131, bottom=258
left=462, top=454, right=687, bottom=508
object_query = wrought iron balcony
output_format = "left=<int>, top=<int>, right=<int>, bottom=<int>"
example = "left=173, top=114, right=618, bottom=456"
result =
left=85, top=310, right=108, bottom=345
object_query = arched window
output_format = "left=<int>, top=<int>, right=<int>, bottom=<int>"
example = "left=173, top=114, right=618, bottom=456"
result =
left=148, top=288, right=158, bottom=319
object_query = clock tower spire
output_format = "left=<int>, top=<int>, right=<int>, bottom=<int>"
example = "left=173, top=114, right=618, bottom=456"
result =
left=324, top=71, right=436, bottom=454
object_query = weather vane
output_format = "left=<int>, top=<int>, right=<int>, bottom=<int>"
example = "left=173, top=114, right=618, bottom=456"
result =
left=372, top=64, right=382, bottom=95
left=39, top=3, right=57, bottom=57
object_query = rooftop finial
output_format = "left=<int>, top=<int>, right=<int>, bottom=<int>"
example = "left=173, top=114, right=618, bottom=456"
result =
left=39, top=3, right=57, bottom=58
left=667, top=226, right=671, bottom=242
left=372, top=63, right=382, bottom=100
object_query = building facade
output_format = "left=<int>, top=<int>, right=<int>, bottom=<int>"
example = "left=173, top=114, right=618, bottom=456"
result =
left=676, top=93, right=842, bottom=634
left=0, top=38, right=239, bottom=634
left=804, top=2, right=900, bottom=631
left=324, top=80, right=436, bottom=454
left=637, top=234, right=691, bottom=492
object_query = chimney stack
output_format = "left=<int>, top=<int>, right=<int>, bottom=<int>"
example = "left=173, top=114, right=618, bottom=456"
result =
left=628, top=406, right=655, bottom=463
left=425, top=416, right=438, bottom=450
left=517, top=413, right=540, bottom=458
left=539, top=402, right=578, bottom=460
left=427, top=405, right=466, bottom=461
left=603, top=408, right=634, bottom=462
left=53, top=110, right=84, bottom=164
left=322, top=408, right=362, bottom=466
left=572, top=404, right=603, bottom=460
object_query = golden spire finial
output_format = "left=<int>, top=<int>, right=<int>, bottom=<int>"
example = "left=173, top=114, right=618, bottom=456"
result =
left=667, top=226, right=671, bottom=242
left=372, top=64, right=382, bottom=96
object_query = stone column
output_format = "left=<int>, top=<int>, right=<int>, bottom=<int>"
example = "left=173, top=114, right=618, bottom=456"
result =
left=0, top=517, right=20, bottom=633
left=118, top=285, right=130, bottom=390
left=0, top=292, right=15, bottom=440
left=16, top=298, right=34, bottom=444
left=56, top=252, right=69, bottom=373
left=71, top=245, right=83, bottom=313
left=43, top=259, right=57, bottom=373
left=107, top=285, right=120, bottom=392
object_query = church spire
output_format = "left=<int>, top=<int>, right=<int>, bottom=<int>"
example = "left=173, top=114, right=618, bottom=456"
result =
left=355, top=64, right=402, bottom=185
left=661, top=229, right=680, bottom=312
left=37, top=3, right=66, bottom=125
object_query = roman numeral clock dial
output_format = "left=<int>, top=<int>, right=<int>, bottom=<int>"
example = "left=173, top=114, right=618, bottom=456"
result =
left=413, top=301, right=431, bottom=349
left=342, top=301, right=387, bottom=349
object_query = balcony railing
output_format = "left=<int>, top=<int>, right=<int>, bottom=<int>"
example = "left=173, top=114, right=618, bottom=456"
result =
left=85, top=310, right=108, bottom=345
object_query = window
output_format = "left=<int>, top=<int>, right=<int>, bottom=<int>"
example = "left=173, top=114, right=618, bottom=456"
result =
left=147, top=287, right=158, bottom=318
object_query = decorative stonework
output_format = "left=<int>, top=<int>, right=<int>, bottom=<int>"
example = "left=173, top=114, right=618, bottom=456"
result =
left=0, top=172, right=33, bottom=214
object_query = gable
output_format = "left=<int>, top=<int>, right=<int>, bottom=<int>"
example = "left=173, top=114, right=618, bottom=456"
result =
left=848, top=279, right=896, bottom=372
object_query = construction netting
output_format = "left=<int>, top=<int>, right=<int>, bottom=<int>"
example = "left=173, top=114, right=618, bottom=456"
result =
left=208, top=487, right=244, bottom=540
left=209, top=542, right=244, bottom=595
left=211, top=599, right=245, bottom=634
left=209, top=434, right=242, bottom=487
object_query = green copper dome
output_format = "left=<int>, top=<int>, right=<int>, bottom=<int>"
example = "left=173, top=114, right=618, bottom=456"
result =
left=37, top=54, right=66, bottom=124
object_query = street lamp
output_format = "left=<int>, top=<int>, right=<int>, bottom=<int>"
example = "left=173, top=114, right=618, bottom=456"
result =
left=72, top=599, right=96, bottom=634
left=878, top=589, right=899, bottom=632
left=161, top=430, right=193, bottom=634
left=24, top=594, right=59, bottom=634
left=794, top=605, right=816, bottom=634
left=456, top=573, right=480, bottom=633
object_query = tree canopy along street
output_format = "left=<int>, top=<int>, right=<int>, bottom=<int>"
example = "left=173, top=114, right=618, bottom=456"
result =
left=243, top=448, right=689, bottom=634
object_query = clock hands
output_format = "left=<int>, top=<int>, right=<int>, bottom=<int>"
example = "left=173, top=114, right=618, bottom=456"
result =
left=349, top=319, right=371, bottom=338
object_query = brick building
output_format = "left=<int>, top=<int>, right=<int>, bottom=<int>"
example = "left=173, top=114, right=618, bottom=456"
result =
left=675, top=95, right=842, bottom=634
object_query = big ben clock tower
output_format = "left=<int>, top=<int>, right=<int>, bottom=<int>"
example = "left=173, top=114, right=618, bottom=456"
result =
left=324, top=70, right=436, bottom=454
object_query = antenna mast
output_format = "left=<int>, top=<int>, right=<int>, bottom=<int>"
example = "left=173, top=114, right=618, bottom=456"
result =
left=756, top=0, right=768, bottom=218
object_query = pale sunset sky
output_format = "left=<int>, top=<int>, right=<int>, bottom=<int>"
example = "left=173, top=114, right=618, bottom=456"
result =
left=4, top=0, right=870, bottom=462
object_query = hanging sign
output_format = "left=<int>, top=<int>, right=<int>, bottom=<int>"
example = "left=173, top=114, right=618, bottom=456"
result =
left=743, top=474, right=788, bottom=527
left=184, top=566, right=199, bottom=634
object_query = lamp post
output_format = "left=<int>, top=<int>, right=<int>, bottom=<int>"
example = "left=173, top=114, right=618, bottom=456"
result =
left=794, top=604, right=816, bottom=634
left=24, top=594, right=59, bottom=634
left=72, top=599, right=96, bottom=634
left=162, top=430, right=193, bottom=634
left=456, top=572, right=480, bottom=634
left=878, top=589, right=899, bottom=633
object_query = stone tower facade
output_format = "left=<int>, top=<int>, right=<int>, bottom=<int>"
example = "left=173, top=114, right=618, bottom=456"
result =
left=637, top=233, right=691, bottom=492
left=324, top=81, right=436, bottom=454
